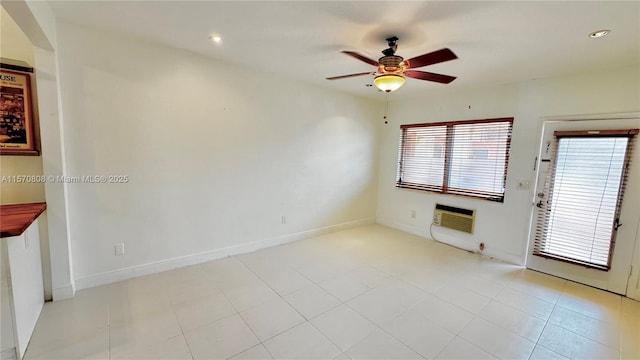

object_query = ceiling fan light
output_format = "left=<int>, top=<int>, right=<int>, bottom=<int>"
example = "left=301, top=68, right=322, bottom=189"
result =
left=374, top=74, right=405, bottom=92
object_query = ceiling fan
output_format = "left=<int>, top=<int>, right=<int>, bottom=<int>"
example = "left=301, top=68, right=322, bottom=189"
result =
left=326, top=36, right=458, bottom=92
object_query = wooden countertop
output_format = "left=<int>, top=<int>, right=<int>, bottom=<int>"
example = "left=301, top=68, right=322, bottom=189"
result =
left=0, top=202, right=46, bottom=237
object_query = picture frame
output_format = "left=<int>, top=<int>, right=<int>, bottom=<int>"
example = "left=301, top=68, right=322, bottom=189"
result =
left=0, top=69, right=38, bottom=155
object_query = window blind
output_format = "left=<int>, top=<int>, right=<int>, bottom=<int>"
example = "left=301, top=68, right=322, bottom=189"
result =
left=397, top=125, right=447, bottom=192
left=397, top=118, right=513, bottom=201
left=532, top=129, right=638, bottom=270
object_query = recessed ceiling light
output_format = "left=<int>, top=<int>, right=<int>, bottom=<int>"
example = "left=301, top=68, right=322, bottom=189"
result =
left=209, top=35, right=223, bottom=44
left=589, top=30, right=610, bottom=38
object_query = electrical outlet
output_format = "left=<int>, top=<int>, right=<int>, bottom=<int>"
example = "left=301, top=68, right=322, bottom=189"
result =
left=114, top=243, right=125, bottom=256
left=281, top=215, right=286, bottom=224
left=411, top=210, right=416, bottom=219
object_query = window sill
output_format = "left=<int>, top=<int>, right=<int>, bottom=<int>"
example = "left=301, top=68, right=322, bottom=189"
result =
left=395, top=184, right=505, bottom=203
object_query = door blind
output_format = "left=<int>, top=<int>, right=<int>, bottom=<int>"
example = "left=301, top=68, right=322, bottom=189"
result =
left=533, top=129, right=638, bottom=270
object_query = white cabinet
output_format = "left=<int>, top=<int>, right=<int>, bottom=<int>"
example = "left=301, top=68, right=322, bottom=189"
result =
left=1, top=244, right=17, bottom=359
left=1, top=219, right=44, bottom=359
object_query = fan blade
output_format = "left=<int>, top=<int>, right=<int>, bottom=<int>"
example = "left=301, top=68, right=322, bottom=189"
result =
left=404, top=48, right=457, bottom=69
left=326, top=72, right=374, bottom=80
left=404, top=70, right=456, bottom=84
left=341, top=51, right=380, bottom=67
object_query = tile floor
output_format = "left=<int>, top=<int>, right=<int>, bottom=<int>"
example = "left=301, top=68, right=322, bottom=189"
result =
left=24, top=225, right=640, bottom=360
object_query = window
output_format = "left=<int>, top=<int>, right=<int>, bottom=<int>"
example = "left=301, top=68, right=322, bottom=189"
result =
left=532, top=129, right=638, bottom=270
left=397, top=118, right=513, bottom=202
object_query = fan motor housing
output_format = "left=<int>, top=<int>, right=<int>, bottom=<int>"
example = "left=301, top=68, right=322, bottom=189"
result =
left=379, top=55, right=404, bottom=68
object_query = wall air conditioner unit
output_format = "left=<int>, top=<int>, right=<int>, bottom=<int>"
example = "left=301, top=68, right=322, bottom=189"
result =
left=433, top=203, right=476, bottom=234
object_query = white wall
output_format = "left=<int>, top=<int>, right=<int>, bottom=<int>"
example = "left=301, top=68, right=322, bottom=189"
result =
left=16, top=8, right=639, bottom=296
left=54, top=22, right=380, bottom=287
left=4, top=0, right=75, bottom=300
left=0, top=6, right=56, bottom=302
left=0, top=9, right=34, bottom=353
left=377, top=65, right=640, bottom=266
left=0, top=7, right=45, bottom=204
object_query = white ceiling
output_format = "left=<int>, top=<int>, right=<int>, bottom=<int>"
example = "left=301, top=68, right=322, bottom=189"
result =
left=49, top=1, right=640, bottom=98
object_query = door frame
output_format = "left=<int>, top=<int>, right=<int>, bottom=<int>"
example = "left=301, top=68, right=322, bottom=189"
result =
left=525, top=112, right=640, bottom=299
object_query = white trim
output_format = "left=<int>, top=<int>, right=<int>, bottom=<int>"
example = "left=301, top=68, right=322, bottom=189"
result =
left=0, top=348, right=17, bottom=360
left=481, top=246, right=524, bottom=266
left=73, top=217, right=375, bottom=291
left=375, top=218, right=428, bottom=238
left=626, top=217, right=640, bottom=301
left=541, top=112, right=640, bottom=121
left=51, top=283, right=75, bottom=301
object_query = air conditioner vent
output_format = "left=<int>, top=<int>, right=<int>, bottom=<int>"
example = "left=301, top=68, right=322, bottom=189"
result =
left=433, top=204, right=476, bottom=234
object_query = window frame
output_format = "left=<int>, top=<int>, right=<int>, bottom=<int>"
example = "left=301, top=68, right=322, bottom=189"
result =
left=396, top=117, right=514, bottom=202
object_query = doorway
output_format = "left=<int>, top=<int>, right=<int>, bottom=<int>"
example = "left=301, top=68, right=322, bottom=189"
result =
left=527, top=117, right=640, bottom=297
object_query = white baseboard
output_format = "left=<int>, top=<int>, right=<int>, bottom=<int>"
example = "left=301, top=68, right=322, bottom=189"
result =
left=376, top=218, right=429, bottom=238
left=51, top=283, right=75, bottom=301
left=376, top=217, right=523, bottom=266
left=0, top=348, right=17, bottom=360
left=481, top=247, right=524, bottom=266
left=74, top=217, right=376, bottom=291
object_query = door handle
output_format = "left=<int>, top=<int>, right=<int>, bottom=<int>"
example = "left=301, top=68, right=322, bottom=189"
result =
left=614, top=218, right=623, bottom=231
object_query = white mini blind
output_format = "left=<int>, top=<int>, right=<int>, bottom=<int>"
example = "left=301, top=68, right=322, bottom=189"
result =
left=397, top=125, right=447, bottom=192
left=448, top=122, right=512, bottom=197
left=533, top=129, right=638, bottom=270
left=397, top=118, right=513, bottom=201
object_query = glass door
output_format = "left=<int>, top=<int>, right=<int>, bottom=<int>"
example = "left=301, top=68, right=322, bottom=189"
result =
left=527, top=118, right=640, bottom=296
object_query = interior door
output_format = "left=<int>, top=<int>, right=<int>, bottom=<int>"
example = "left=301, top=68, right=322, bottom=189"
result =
left=527, top=117, right=640, bottom=296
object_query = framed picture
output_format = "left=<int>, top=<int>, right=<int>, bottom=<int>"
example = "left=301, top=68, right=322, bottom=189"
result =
left=0, top=69, right=38, bottom=155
